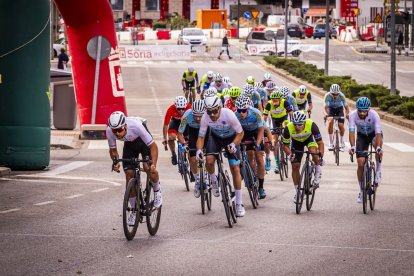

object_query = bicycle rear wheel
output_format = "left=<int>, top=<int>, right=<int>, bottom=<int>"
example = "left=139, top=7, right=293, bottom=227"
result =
left=145, top=178, right=162, bottom=235
left=219, top=173, right=233, bottom=228
left=123, top=178, right=141, bottom=240
left=245, top=161, right=259, bottom=209
left=179, top=151, right=190, bottom=192
left=369, top=163, right=376, bottom=211
left=296, top=165, right=306, bottom=214
left=306, top=164, right=316, bottom=211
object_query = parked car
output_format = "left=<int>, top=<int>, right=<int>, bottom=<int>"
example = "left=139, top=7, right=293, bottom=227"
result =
left=302, top=24, right=314, bottom=38
left=287, top=24, right=305, bottom=39
left=313, top=24, right=338, bottom=39
left=53, top=38, right=68, bottom=57
left=245, top=30, right=302, bottom=57
left=177, top=28, right=208, bottom=51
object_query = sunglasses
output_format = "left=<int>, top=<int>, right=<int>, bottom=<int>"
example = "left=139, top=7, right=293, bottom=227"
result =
left=206, top=108, right=219, bottom=115
left=215, top=81, right=222, bottom=83
left=237, top=108, right=248, bottom=113
left=358, top=109, right=368, bottom=114
left=112, top=127, right=125, bottom=133
left=332, top=94, right=339, bottom=97
left=193, top=114, right=203, bottom=119
left=231, top=96, right=238, bottom=100
left=177, top=108, right=186, bottom=111
left=293, top=123, right=304, bottom=127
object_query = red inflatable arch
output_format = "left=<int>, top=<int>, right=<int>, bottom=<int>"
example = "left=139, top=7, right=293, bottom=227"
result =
left=54, top=0, right=127, bottom=126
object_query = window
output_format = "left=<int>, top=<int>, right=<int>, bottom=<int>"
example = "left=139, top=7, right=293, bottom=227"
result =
left=251, top=32, right=266, bottom=40
left=109, top=0, right=124, bottom=11
left=146, top=0, right=159, bottom=11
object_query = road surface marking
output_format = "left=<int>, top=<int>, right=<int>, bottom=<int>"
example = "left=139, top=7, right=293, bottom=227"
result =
left=396, top=69, right=414, bottom=73
left=160, top=61, right=170, bottom=64
left=65, top=194, right=84, bottom=199
left=372, top=61, right=384, bottom=64
left=144, top=61, right=154, bottom=64
left=38, top=161, right=92, bottom=176
left=88, top=140, right=108, bottom=150
left=33, top=201, right=56, bottom=206
left=194, top=61, right=203, bottom=64
left=0, top=208, right=21, bottom=214
left=176, top=61, right=187, bottom=64
left=126, top=61, right=137, bottom=64
left=209, top=60, right=219, bottom=64
left=150, top=86, right=163, bottom=118
left=242, top=60, right=252, bottom=63
left=91, top=188, right=110, bottom=193
left=338, top=60, right=350, bottom=64
left=16, top=175, right=122, bottom=187
left=385, top=143, right=414, bottom=152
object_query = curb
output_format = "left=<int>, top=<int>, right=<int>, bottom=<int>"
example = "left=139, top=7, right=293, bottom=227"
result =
left=0, top=167, right=11, bottom=177
left=259, top=60, right=414, bottom=131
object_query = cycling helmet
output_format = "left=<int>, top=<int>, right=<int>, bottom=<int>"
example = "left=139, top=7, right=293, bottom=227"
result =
left=235, top=95, right=251, bottom=110
left=192, top=99, right=206, bottom=115
left=270, top=91, right=282, bottom=99
left=204, top=95, right=221, bottom=109
left=174, top=96, right=187, bottom=108
left=246, top=76, right=255, bottom=84
left=108, top=111, right=126, bottom=129
left=221, top=88, right=230, bottom=97
left=254, top=82, right=264, bottom=89
left=229, top=86, right=242, bottom=98
left=223, top=76, right=230, bottom=84
left=263, top=73, right=272, bottom=81
left=356, top=97, right=371, bottom=110
left=206, top=70, right=214, bottom=78
left=292, top=111, right=307, bottom=125
left=279, top=86, right=291, bottom=98
left=298, top=85, right=307, bottom=95
left=243, top=84, right=254, bottom=96
left=215, top=73, right=223, bottom=81
left=330, top=83, right=341, bottom=94
left=204, top=87, right=217, bottom=98
left=188, top=66, right=195, bottom=73
left=266, top=81, right=276, bottom=90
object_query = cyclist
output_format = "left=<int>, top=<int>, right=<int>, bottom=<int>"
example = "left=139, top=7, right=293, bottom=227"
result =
left=182, top=66, right=199, bottom=102
left=254, top=82, right=267, bottom=105
left=279, top=86, right=299, bottom=112
left=224, top=86, right=242, bottom=112
left=348, top=97, right=383, bottom=203
left=196, top=95, right=246, bottom=217
left=323, top=83, right=350, bottom=151
left=200, top=70, right=214, bottom=92
left=177, top=100, right=208, bottom=198
left=235, top=95, right=266, bottom=199
left=282, top=111, right=324, bottom=202
left=209, top=73, right=229, bottom=93
left=243, top=84, right=263, bottom=113
left=263, top=91, right=293, bottom=174
left=163, top=96, right=191, bottom=165
left=246, top=75, right=255, bottom=86
left=261, top=72, right=272, bottom=88
left=293, top=85, right=313, bottom=114
left=223, top=76, right=233, bottom=88
left=107, top=111, right=162, bottom=225
left=264, top=81, right=277, bottom=108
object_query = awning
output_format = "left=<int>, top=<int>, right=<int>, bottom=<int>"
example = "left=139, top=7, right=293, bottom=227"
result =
left=305, top=8, right=327, bottom=17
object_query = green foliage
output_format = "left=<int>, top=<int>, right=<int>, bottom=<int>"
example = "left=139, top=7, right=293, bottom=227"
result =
left=377, top=95, right=403, bottom=111
left=153, top=21, right=167, bottom=30
left=166, top=13, right=192, bottom=30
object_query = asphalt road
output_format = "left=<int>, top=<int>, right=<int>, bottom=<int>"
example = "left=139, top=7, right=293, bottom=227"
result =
left=1, top=60, right=414, bottom=275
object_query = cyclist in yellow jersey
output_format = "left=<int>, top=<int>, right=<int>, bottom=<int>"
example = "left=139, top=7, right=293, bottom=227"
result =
left=182, top=66, right=199, bottom=102
left=293, top=85, right=313, bottom=115
left=282, top=111, right=325, bottom=202
left=263, top=91, right=293, bottom=174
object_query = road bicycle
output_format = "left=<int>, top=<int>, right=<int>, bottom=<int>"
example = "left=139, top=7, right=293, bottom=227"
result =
left=350, top=144, right=380, bottom=214
left=240, top=140, right=259, bottom=209
left=183, top=86, right=197, bottom=105
left=196, top=155, right=212, bottom=215
left=292, top=150, right=320, bottom=214
left=271, top=127, right=289, bottom=181
left=177, top=142, right=191, bottom=192
left=325, top=116, right=345, bottom=166
left=113, top=157, right=161, bottom=240
left=206, top=150, right=237, bottom=228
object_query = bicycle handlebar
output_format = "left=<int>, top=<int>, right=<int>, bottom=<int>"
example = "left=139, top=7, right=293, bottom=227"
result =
left=112, top=157, right=152, bottom=169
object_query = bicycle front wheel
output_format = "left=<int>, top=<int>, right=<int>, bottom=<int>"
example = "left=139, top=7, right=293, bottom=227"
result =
left=123, top=178, right=141, bottom=241
left=281, top=145, right=289, bottom=179
left=296, top=165, right=306, bottom=214
left=369, top=163, right=376, bottom=211
left=278, top=143, right=284, bottom=181
left=362, top=166, right=369, bottom=214
left=306, top=164, right=316, bottom=211
left=206, top=171, right=212, bottom=211
left=199, top=166, right=206, bottom=214
left=219, top=173, right=233, bottom=228
left=145, top=178, right=162, bottom=235
left=245, top=162, right=259, bottom=209
left=335, top=129, right=340, bottom=166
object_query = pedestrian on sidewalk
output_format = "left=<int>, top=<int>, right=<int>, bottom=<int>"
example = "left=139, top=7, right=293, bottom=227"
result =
left=57, top=48, right=69, bottom=70
left=218, top=33, right=232, bottom=60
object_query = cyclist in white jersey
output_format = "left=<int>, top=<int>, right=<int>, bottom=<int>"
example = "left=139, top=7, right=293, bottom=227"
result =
left=196, top=96, right=246, bottom=217
left=107, top=112, right=162, bottom=212
left=348, top=97, right=383, bottom=203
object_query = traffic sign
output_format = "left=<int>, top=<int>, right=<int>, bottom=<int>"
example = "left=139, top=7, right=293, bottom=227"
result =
left=243, top=11, right=252, bottom=20
left=258, top=11, right=264, bottom=19
left=252, top=11, right=259, bottom=19
left=372, top=13, right=384, bottom=23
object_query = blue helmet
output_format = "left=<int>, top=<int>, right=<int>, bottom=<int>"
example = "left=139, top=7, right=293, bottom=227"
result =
left=356, top=97, right=371, bottom=110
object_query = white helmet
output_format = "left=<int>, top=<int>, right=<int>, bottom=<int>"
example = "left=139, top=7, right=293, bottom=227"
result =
left=204, top=95, right=221, bottom=109
left=292, top=111, right=307, bottom=125
left=243, top=84, right=255, bottom=97
left=264, top=73, right=272, bottom=81
left=192, top=99, right=206, bottom=115
left=188, top=66, right=195, bottom=73
left=204, top=87, right=217, bottom=98
left=207, top=70, right=214, bottom=78
left=235, top=95, right=251, bottom=109
left=298, top=85, right=307, bottom=94
left=108, top=111, right=126, bottom=129
left=254, top=82, right=264, bottom=89
left=330, top=83, right=341, bottom=94
left=266, top=81, right=276, bottom=90
left=174, top=96, right=187, bottom=108
left=279, top=86, right=291, bottom=98
left=223, top=76, right=230, bottom=84
left=215, top=73, right=223, bottom=81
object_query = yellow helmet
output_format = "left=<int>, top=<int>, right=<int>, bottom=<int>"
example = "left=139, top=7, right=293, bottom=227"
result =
left=229, top=86, right=242, bottom=98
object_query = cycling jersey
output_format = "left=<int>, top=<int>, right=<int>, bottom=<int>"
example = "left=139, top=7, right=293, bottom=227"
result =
left=293, top=90, right=312, bottom=109
left=263, top=99, right=292, bottom=119
left=106, top=117, right=153, bottom=149
left=224, top=98, right=236, bottom=112
left=256, top=88, right=267, bottom=101
left=251, top=91, right=262, bottom=108
left=178, top=109, right=201, bottom=132
left=182, top=70, right=198, bottom=82
left=210, top=82, right=229, bottom=92
left=285, top=95, right=299, bottom=111
left=235, top=107, right=263, bottom=132
left=324, top=92, right=347, bottom=109
left=200, top=74, right=213, bottom=91
left=282, top=119, right=322, bottom=144
left=163, top=103, right=191, bottom=125
left=349, top=109, right=381, bottom=136
left=199, top=108, right=243, bottom=139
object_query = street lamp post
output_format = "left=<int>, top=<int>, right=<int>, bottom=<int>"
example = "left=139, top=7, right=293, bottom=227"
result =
left=237, top=0, right=240, bottom=39
left=284, top=0, right=288, bottom=58
left=411, top=0, right=414, bottom=50
left=324, top=0, right=329, bottom=75
left=391, top=0, right=397, bottom=95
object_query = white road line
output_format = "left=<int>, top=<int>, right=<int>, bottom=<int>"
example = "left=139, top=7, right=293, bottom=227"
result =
left=126, top=61, right=137, bottom=64
left=385, top=142, right=414, bottom=152
left=242, top=60, right=252, bottom=63
left=151, top=86, right=163, bottom=118
left=372, top=61, right=384, bottom=64
left=91, top=188, right=109, bottom=193
left=338, top=61, right=350, bottom=64
left=356, top=61, right=367, bottom=64
left=397, top=70, right=414, bottom=73
left=88, top=140, right=109, bottom=150
left=0, top=208, right=21, bottom=214
left=38, top=161, right=92, bottom=176
left=176, top=61, right=187, bottom=64
left=33, top=201, right=56, bottom=206
left=16, top=175, right=122, bottom=187
left=144, top=61, right=154, bottom=64
left=65, top=194, right=84, bottom=199
left=209, top=61, right=219, bottom=64
left=226, top=61, right=236, bottom=64
left=145, top=66, right=153, bottom=82
left=160, top=61, right=170, bottom=64
left=193, top=61, right=203, bottom=64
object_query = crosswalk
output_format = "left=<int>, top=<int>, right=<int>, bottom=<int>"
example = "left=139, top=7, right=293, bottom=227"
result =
left=122, top=60, right=253, bottom=67
left=304, top=60, right=414, bottom=65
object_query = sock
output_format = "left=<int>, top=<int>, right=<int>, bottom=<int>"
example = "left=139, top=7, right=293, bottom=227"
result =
left=209, top=173, right=217, bottom=183
left=329, top=134, right=333, bottom=144
left=340, top=135, right=344, bottom=143
left=358, top=181, right=364, bottom=191
left=315, top=165, right=321, bottom=173
left=376, top=161, right=381, bottom=172
left=259, top=178, right=264, bottom=189
left=266, top=153, right=269, bottom=159
left=152, top=181, right=160, bottom=191
left=129, top=197, right=136, bottom=208
left=235, top=189, right=242, bottom=205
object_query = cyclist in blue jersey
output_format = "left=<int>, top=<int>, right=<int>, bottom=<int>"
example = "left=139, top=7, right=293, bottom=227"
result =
left=243, top=84, right=263, bottom=113
left=323, top=84, right=350, bottom=151
left=235, top=95, right=266, bottom=199
left=279, top=86, right=298, bottom=112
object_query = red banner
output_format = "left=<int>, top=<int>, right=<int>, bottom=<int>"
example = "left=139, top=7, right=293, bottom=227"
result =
left=341, top=0, right=359, bottom=19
